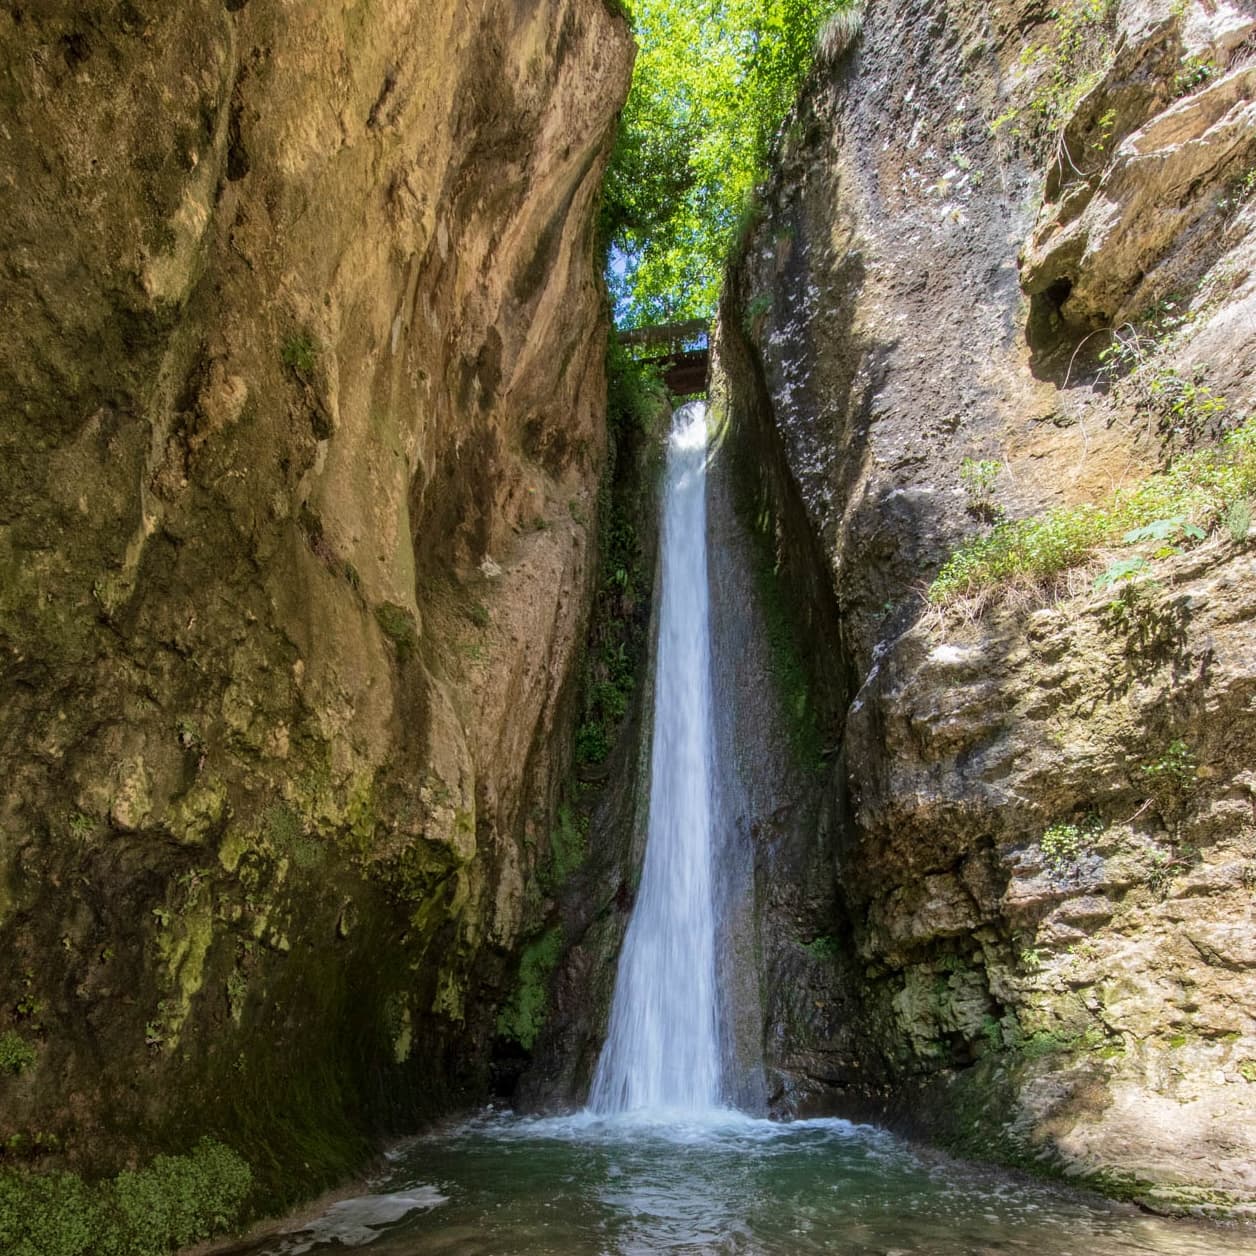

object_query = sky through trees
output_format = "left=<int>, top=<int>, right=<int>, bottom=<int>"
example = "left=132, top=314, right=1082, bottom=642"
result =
left=602, top=0, right=860, bottom=328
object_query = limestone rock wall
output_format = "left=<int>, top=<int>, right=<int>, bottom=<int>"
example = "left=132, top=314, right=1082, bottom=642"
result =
left=0, top=0, right=631, bottom=1201
left=714, top=0, right=1256, bottom=1213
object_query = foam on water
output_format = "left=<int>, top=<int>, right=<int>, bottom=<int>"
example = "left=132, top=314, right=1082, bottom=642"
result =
left=465, top=1106, right=874, bottom=1150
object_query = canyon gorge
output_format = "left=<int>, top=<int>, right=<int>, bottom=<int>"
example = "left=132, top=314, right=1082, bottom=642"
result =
left=1, top=0, right=1254, bottom=1252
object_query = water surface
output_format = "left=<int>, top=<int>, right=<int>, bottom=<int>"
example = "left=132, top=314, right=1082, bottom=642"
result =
left=245, top=1110, right=1255, bottom=1256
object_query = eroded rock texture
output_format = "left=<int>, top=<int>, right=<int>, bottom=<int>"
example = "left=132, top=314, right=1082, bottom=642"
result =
left=714, top=0, right=1256, bottom=1214
left=0, top=0, right=631, bottom=1200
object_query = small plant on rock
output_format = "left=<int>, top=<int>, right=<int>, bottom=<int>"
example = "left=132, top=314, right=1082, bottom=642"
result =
left=960, top=457, right=1002, bottom=520
left=1041, top=814, right=1104, bottom=874
left=1218, top=164, right=1256, bottom=219
left=1140, top=739, right=1197, bottom=821
left=66, top=811, right=95, bottom=842
left=1092, top=107, right=1116, bottom=153
left=1173, top=54, right=1216, bottom=99
left=280, top=332, right=318, bottom=377
left=980, top=1014, right=1005, bottom=1051
left=0, top=1031, right=36, bottom=1076
left=1097, top=317, right=1228, bottom=448
left=743, top=291, right=772, bottom=333
left=1146, top=848, right=1182, bottom=898
left=1092, top=555, right=1149, bottom=592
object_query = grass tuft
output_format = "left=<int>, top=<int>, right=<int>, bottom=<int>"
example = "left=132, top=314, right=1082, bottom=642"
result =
left=929, top=418, right=1256, bottom=606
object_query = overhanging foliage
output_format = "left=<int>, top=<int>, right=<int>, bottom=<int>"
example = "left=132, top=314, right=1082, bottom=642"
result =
left=604, top=0, right=860, bottom=327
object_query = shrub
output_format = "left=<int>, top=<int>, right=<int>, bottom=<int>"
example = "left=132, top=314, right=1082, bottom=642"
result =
left=1016, top=0, right=1119, bottom=144
left=0, top=1139, right=251, bottom=1256
left=959, top=457, right=1000, bottom=503
left=1140, top=740, right=1197, bottom=821
left=575, top=721, right=612, bottom=767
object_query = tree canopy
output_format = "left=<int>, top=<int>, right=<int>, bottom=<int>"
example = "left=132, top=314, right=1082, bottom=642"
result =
left=602, top=0, right=859, bottom=328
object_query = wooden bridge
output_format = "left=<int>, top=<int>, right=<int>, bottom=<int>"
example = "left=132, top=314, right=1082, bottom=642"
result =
left=618, top=319, right=710, bottom=396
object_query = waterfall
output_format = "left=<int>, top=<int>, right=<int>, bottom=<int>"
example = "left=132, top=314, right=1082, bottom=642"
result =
left=589, top=401, right=723, bottom=1115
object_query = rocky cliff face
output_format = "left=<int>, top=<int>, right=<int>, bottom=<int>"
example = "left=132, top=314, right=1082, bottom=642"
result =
left=0, top=0, right=631, bottom=1205
left=715, top=0, right=1256, bottom=1214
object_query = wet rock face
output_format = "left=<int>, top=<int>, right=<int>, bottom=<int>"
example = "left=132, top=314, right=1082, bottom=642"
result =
left=0, top=0, right=630, bottom=1196
left=715, top=0, right=1256, bottom=1214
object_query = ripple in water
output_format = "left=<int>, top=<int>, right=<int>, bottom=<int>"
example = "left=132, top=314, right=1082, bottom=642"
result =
left=239, top=1112, right=1255, bottom=1256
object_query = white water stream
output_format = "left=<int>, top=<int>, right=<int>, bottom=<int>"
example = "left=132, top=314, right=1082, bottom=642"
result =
left=589, top=401, right=723, bottom=1115
left=241, top=399, right=1256, bottom=1256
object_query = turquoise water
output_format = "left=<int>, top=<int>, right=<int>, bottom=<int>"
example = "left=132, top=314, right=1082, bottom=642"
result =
left=244, top=1110, right=1256, bottom=1255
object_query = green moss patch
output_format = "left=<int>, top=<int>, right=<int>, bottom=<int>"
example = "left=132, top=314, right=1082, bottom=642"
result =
left=495, top=927, right=565, bottom=1051
left=541, top=805, right=588, bottom=894
left=374, top=602, right=419, bottom=663
left=280, top=333, right=318, bottom=377
left=802, top=935, right=840, bottom=961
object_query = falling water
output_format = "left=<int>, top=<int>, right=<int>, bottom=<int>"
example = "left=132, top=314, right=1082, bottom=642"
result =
left=231, top=402, right=1256, bottom=1256
left=589, top=401, right=722, bottom=1115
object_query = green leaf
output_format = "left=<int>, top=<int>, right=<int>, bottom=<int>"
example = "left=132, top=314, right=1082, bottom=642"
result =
left=1093, top=556, right=1148, bottom=591
left=1123, top=517, right=1185, bottom=544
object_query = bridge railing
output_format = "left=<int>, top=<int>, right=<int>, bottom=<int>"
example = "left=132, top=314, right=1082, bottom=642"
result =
left=617, top=319, right=710, bottom=360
